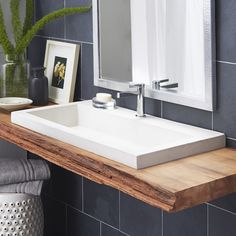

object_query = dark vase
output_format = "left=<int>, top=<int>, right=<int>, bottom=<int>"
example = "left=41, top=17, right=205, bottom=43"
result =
left=29, top=67, right=48, bottom=106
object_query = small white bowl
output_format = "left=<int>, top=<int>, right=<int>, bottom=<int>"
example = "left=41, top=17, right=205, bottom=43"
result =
left=0, top=97, right=33, bottom=111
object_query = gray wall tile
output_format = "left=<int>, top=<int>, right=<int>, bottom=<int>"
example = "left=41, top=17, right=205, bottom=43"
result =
left=80, top=43, right=97, bottom=99
left=213, top=62, right=236, bottom=138
left=35, top=0, right=65, bottom=38
left=120, top=193, right=162, bottom=236
left=209, top=206, right=236, bottom=236
left=226, top=138, right=236, bottom=148
left=101, top=224, right=128, bottom=236
left=49, top=165, right=83, bottom=210
left=210, top=193, right=236, bottom=214
left=145, top=98, right=161, bottom=117
left=42, top=195, right=67, bottom=236
left=65, top=0, right=93, bottom=43
left=28, top=36, right=47, bottom=67
left=67, top=206, right=100, bottom=236
left=84, top=178, right=119, bottom=227
left=117, top=96, right=162, bottom=117
left=0, top=140, right=27, bottom=160
left=163, top=102, right=212, bottom=129
left=163, top=205, right=207, bottom=236
left=216, top=0, right=236, bottom=62
left=116, top=94, right=137, bottom=111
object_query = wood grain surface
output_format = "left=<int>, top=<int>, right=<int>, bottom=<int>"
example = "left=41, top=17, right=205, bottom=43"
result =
left=0, top=108, right=235, bottom=212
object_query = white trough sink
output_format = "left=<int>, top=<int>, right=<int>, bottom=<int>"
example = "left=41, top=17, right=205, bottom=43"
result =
left=11, top=100, right=225, bottom=169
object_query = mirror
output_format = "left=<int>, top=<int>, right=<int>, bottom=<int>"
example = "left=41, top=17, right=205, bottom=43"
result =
left=93, top=0, right=215, bottom=111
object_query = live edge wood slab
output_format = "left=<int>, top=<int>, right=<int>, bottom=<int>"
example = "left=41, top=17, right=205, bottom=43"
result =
left=0, top=108, right=236, bottom=212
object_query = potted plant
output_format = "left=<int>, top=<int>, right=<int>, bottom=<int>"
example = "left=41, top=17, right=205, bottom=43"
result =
left=0, top=0, right=91, bottom=98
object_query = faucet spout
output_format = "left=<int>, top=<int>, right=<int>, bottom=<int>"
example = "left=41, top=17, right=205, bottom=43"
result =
left=117, top=83, right=145, bottom=117
left=135, top=84, right=145, bottom=117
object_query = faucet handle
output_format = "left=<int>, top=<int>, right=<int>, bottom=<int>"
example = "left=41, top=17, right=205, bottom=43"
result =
left=129, top=83, right=145, bottom=96
left=161, top=83, right=178, bottom=89
left=152, top=79, right=169, bottom=90
left=152, top=79, right=178, bottom=90
left=129, top=82, right=144, bottom=88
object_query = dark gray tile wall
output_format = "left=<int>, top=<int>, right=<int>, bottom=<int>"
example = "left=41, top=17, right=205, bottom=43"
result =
left=35, top=0, right=65, bottom=38
left=83, top=179, right=119, bottom=227
left=163, top=205, right=207, bottom=236
left=120, top=193, right=162, bottom=236
left=101, top=224, right=128, bottom=236
left=162, top=102, right=212, bottom=129
left=209, top=206, right=236, bottom=236
left=42, top=194, right=67, bottom=236
left=67, top=206, right=101, bottom=236
left=0, top=140, right=27, bottom=160
left=26, top=0, right=236, bottom=235
left=40, top=162, right=236, bottom=236
left=65, top=0, right=93, bottom=43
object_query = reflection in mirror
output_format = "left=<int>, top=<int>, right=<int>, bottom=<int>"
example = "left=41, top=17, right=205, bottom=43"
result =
left=93, top=0, right=215, bottom=111
left=138, top=0, right=205, bottom=100
left=98, top=0, right=132, bottom=82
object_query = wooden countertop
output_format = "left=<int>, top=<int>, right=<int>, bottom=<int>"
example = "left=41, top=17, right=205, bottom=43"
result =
left=0, top=107, right=236, bottom=212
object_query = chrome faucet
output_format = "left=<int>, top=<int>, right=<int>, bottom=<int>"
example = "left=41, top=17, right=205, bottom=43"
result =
left=152, top=79, right=178, bottom=90
left=117, top=83, right=145, bottom=117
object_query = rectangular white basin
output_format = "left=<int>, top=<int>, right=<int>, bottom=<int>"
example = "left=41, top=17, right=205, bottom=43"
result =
left=11, top=100, right=225, bottom=169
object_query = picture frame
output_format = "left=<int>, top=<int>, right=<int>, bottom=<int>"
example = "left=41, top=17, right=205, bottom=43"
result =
left=44, top=40, right=80, bottom=104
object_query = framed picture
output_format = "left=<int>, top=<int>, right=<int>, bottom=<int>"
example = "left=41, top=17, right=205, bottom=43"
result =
left=44, top=40, right=80, bottom=104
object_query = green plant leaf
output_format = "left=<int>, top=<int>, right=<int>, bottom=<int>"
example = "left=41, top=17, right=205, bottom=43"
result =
left=0, top=2, right=14, bottom=55
left=10, top=0, right=23, bottom=45
left=23, top=0, right=34, bottom=35
left=15, top=6, right=92, bottom=55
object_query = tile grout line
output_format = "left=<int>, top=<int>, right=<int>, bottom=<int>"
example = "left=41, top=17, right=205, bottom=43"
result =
left=44, top=193, right=236, bottom=236
left=82, top=176, right=84, bottom=212
left=118, top=191, right=121, bottom=230
left=100, top=221, right=102, bottom=236
left=43, top=193, right=130, bottom=235
left=211, top=111, right=214, bottom=130
left=80, top=43, right=83, bottom=100
left=161, top=101, right=163, bottom=118
left=207, top=204, right=209, bottom=236
left=66, top=200, right=130, bottom=236
left=65, top=203, right=68, bottom=236
left=64, top=0, right=66, bottom=39
left=207, top=203, right=236, bottom=216
left=34, top=0, right=36, bottom=23
left=35, top=34, right=93, bottom=45
left=216, top=60, right=236, bottom=65
left=161, top=210, right=164, bottom=236
left=101, top=221, right=130, bottom=236
left=227, top=137, right=236, bottom=141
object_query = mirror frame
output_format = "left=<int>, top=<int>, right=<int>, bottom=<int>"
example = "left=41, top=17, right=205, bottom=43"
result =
left=93, top=0, right=216, bottom=111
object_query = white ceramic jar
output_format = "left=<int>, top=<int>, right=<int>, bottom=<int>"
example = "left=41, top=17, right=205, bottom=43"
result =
left=0, top=193, right=43, bottom=236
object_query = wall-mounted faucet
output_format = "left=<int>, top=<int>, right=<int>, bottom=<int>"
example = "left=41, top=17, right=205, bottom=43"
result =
left=117, top=83, right=145, bottom=117
left=152, top=79, right=178, bottom=90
